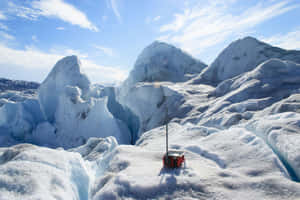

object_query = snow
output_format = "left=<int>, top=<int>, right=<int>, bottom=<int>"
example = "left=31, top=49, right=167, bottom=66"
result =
left=1, top=37, right=300, bottom=199
left=123, top=41, right=207, bottom=88
left=195, top=36, right=300, bottom=85
left=245, top=112, right=300, bottom=181
left=0, top=144, right=92, bottom=200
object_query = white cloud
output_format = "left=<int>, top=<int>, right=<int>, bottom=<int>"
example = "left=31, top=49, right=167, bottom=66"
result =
left=0, top=31, right=15, bottom=40
left=7, top=2, right=41, bottom=20
left=110, top=0, right=122, bottom=23
left=153, top=16, right=161, bottom=22
left=0, top=43, right=128, bottom=83
left=0, top=23, right=9, bottom=31
left=159, top=1, right=297, bottom=54
left=56, top=26, right=65, bottom=30
left=32, top=35, right=38, bottom=42
left=160, top=10, right=189, bottom=32
left=94, top=45, right=114, bottom=57
left=8, top=0, right=98, bottom=31
left=261, top=28, right=300, bottom=50
left=146, top=16, right=161, bottom=24
left=0, top=11, right=6, bottom=20
left=49, top=46, right=89, bottom=59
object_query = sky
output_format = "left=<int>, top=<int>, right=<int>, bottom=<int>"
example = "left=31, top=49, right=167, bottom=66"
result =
left=0, top=0, right=299, bottom=84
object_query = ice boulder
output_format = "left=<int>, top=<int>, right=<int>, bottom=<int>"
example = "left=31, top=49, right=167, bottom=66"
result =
left=195, top=36, right=300, bottom=85
left=38, top=55, right=91, bottom=123
left=124, top=41, right=207, bottom=87
left=0, top=98, right=45, bottom=146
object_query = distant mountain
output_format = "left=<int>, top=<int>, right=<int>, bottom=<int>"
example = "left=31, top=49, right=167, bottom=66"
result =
left=0, top=77, right=40, bottom=91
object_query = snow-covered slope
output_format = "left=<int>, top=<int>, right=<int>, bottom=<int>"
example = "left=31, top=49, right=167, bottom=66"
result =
left=1, top=124, right=300, bottom=200
left=123, top=41, right=207, bottom=87
left=194, top=36, right=300, bottom=85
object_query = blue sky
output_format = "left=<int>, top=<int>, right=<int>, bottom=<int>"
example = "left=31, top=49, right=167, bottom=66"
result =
left=0, top=0, right=299, bottom=83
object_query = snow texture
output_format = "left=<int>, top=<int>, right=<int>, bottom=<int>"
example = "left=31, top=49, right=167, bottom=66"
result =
left=194, top=36, right=300, bottom=85
left=123, top=41, right=207, bottom=88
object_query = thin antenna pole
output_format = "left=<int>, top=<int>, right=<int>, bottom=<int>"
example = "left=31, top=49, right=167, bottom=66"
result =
left=166, top=106, right=168, bottom=166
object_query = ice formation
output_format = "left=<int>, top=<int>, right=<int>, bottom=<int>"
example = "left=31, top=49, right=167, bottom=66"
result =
left=195, top=36, right=300, bottom=85
left=0, top=56, right=131, bottom=148
left=123, top=41, right=207, bottom=87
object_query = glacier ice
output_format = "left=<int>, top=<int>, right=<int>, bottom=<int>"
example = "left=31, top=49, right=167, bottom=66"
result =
left=0, top=56, right=131, bottom=148
left=38, top=55, right=91, bottom=123
left=0, top=37, right=300, bottom=199
left=195, top=36, right=300, bottom=85
left=124, top=41, right=207, bottom=87
left=0, top=144, right=91, bottom=200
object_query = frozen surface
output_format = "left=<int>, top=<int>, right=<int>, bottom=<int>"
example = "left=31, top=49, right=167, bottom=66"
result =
left=116, top=82, right=184, bottom=137
left=0, top=144, right=91, bottom=200
left=194, top=36, right=300, bottom=85
left=124, top=41, right=207, bottom=87
left=0, top=78, right=39, bottom=106
left=0, top=78, right=39, bottom=92
left=0, top=56, right=131, bottom=148
left=38, top=55, right=91, bottom=123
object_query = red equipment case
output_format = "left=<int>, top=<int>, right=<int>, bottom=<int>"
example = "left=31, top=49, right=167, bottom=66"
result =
left=163, top=150, right=185, bottom=168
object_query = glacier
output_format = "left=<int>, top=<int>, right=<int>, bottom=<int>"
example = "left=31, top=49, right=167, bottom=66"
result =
left=0, top=37, right=300, bottom=199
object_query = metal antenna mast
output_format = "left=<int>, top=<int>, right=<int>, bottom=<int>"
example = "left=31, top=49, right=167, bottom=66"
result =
left=165, top=104, right=169, bottom=165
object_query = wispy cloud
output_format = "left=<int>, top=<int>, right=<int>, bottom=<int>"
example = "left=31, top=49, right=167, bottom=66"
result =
left=7, top=2, right=41, bottom=20
left=153, top=16, right=161, bottom=22
left=8, top=0, right=98, bottom=31
left=0, top=11, right=6, bottom=20
left=32, top=35, right=38, bottom=42
left=56, top=26, right=65, bottom=30
left=110, top=0, right=122, bottom=23
left=0, top=31, right=15, bottom=40
left=94, top=45, right=114, bottom=57
left=158, top=1, right=297, bottom=55
left=261, top=28, right=300, bottom=50
left=0, top=43, right=127, bottom=83
left=0, top=23, right=9, bottom=31
left=146, top=16, right=161, bottom=24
